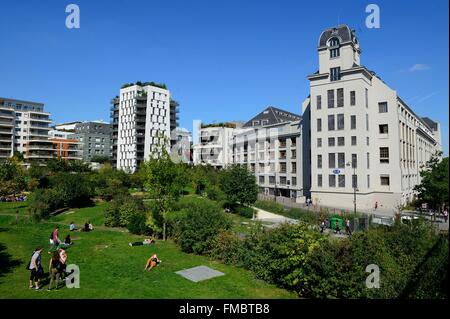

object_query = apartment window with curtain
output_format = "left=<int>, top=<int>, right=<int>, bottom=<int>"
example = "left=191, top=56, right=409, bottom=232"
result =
left=328, top=153, right=336, bottom=168
left=317, top=95, right=322, bottom=110
left=330, top=67, right=341, bottom=81
left=329, top=174, right=336, bottom=187
left=317, top=118, right=322, bottom=132
left=328, top=114, right=335, bottom=131
left=380, top=147, right=389, bottom=163
left=337, top=88, right=344, bottom=107
left=328, top=90, right=335, bottom=108
left=337, top=114, right=344, bottom=130
left=338, top=175, right=345, bottom=187
left=351, top=115, right=356, bottom=129
left=317, top=155, right=322, bottom=169
left=352, top=153, right=357, bottom=168
left=338, top=153, right=345, bottom=168
left=350, top=91, right=356, bottom=106
left=328, top=137, right=335, bottom=147
left=378, top=102, right=388, bottom=113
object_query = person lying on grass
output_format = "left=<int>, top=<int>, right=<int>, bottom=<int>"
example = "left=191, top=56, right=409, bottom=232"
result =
left=129, top=238, right=155, bottom=246
left=144, top=254, right=161, bottom=271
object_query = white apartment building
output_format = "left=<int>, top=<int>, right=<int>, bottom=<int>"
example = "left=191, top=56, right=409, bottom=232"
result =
left=115, top=83, right=171, bottom=172
left=170, top=127, right=192, bottom=164
left=232, top=120, right=306, bottom=202
left=193, top=123, right=239, bottom=168
left=0, top=97, right=53, bottom=162
left=306, top=25, right=442, bottom=215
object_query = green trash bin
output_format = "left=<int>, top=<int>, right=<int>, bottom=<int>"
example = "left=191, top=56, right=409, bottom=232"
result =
left=330, top=217, right=344, bottom=231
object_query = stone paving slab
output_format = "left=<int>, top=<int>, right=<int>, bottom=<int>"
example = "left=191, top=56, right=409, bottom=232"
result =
left=175, top=265, right=225, bottom=282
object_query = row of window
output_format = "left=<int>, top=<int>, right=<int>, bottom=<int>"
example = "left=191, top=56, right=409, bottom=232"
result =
left=317, top=174, right=390, bottom=188
left=316, top=148, right=389, bottom=170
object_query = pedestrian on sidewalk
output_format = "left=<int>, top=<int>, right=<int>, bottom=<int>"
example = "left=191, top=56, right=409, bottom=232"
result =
left=335, top=220, right=341, bottom=234
left=444, top=208, right=448, bottom=223
left=345, top=219, right=352, bottom=236
left=320, top=220, right=325, bottom=233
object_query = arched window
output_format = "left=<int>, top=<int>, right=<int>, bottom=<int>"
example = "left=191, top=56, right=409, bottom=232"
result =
left=329, top=37, right=340, bottom=58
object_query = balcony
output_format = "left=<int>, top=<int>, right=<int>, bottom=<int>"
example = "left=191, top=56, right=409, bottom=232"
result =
left=279, top=141, right=287, bottom=148
left=0, top=119, right=13, bottom=127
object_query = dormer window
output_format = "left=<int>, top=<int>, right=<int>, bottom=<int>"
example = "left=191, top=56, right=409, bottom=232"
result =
left=329, top=37, right=340, bottom=58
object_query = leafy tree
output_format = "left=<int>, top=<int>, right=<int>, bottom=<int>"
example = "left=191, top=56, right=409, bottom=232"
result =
left=219, top=164, right=258, bottom=207
left=414, top=152, right=449, bottom=211
left=140, top=150, right=187, bottom=240
left=90, top=155, right=110, bottom=164
left=0, top=159, right=26, bottom=196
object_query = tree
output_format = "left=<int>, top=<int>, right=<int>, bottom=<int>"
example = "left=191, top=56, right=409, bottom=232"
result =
left=0, top=159, right=26, bottom=196
left=219, top=164, right=258, bottom=207
left=90, top=155, right=110, bottom=164
left=414, top=152, right=449, bottom=211
left=140, top=150, right=187, bottom=240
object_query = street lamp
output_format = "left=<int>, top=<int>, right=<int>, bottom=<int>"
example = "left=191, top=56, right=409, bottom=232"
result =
left=346, top=161, right=358, bottom=215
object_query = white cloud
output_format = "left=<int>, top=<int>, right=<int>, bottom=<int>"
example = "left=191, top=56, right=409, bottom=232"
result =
left=409, top=64, right=430, bottom=72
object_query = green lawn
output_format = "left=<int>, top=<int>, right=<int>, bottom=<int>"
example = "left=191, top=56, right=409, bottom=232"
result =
left=0, top=203, right=296, bottom=299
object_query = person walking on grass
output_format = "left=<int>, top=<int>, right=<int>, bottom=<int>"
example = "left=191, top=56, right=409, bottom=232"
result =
left=28, top=247, right=44, bottom=290
left=50, top=226, right=60, bottom=247
left=48, top=251, right=63, bottom=291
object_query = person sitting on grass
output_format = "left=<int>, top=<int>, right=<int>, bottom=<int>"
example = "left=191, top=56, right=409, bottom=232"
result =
left=129, top=238, right=155, bottom=247
left=59, top=234, right=73, bottom=248
left=69, top=222, right=77, bottom=232
left=82, top=221, right=92, bottom=232
left=144, top=254, right=161, bottom=271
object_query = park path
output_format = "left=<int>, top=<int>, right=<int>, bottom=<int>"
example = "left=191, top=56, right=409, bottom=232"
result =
left=251, top=207, right=298, bottom=226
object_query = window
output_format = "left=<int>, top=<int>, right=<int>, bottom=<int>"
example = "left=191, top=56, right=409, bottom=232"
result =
left=328, top=115, right=335, bottom=131
left=365, top=88, right=369, bottom=108
left=317, top=138, right=322, bottom=147
left=378, top=102, right=388, bottom=113
left=338, top=175, right=345, bottom=187
left=366, top=114, right=369, bottom=131
left=379, top=124, right=388, bottom=134
left=367, top=174, right=370, bottom=188
left=318, top=174, right=323, bottom=187
left=337, top=114, right=344, bottom=130
left=317, top=119, right=322, bottom=132
left=338, top=137, right=345, bottom=146
left=259, top=176, right=265, bottom=183
left=338, top=153, right=345, bottom=168
left=328, top=137, right=335, bottom=147
left=330, top=48, right=340, bottom=58
left=350, top=91, right=356, bottom=106
left=292, top=177, right=297, bottom=186
left=380, top=175, right=390, bottom=186
left=327, top=90, right=335, bottom=108
left=352, top=154, right=357, bottom=168
left=351, top=136, right=357, bottom=145
left=328, top=153, right=336, bottom=168
left=380, top=147, right=389, bottom=163
left=329, top=174, right=336, bottom=187
left=367, top=152, right=370, bottom=169
left=330, top=67, right=341, bottom=81
left=329, top=38, right=340, bottom=58
left=351, top=115, right=356, bottom=129
left=337, top=88, right=344, bottom=107
left=352, top=175, right=358, bottom=188
left=317, top=95, right=322, bottom=110
left=317, top=155, right=322, bottom=168
left=366, top=137, right=370, bottom=146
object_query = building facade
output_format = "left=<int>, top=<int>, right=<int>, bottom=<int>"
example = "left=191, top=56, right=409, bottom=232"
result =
left=49, top=130, right=83, bottom=161
left=306, top=25, right=442, bottom=214
left=193, top=123, right=240, bottom=168
left=170, top=128, right=192, bottom=164
left=0, top=97, right=53, bottom=162
left=72, top=121, right=111, bottom=162
left=112, top=83, right=171, bottom=172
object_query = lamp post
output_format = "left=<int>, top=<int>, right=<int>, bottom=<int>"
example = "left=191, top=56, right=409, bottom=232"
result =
left=346, top=161, right=357, bottom=215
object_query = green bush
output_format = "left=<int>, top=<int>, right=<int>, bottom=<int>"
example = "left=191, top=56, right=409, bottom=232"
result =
left=49, top=172, right=94, bottom=208
left=169, top=197, right=231, bottom=254
left=234, top=205, right=255, bottom=218
left=209, top=231, right=243, bottom=265
left=127, top=211, right=150, bottom=235
left=104, top=194, right=147, bottom=231
left=28, top=188, right=62, bottom=221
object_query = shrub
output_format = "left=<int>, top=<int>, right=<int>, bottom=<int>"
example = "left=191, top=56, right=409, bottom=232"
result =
left=209, top=231, right=243, bottom=265
left=234, top=205, right=255, bottom=218
left=170, top=197, right=231, bottom=254
left=104, top=194, right=147, bottom=232
left=49, top=172, right=94, bottom=208
left=127, top=211, right=150, bottom=235
left=28, top=188, right=63, bottom=220
left=219, top=164, right=258, bottom=206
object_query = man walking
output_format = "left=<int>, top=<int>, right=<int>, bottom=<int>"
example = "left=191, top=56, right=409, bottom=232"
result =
left=345, top=219, right=352, bottom=236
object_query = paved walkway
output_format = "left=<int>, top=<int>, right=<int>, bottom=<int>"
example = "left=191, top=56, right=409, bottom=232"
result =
left=251, top=207, right=298, bottom=227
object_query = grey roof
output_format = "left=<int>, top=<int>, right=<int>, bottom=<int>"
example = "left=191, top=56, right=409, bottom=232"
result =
left=243, top=106, right=301, bottom=128
left=421, top=117, right=438, bottom=131
left=318, top=24, right=357, bottom=47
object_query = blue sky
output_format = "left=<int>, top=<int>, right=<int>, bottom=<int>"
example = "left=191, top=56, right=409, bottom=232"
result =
left=0, top=0, right=448, bottom=155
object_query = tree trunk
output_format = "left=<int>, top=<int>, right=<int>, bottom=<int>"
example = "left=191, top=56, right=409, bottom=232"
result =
left=163, top=222, right=166, bottom=241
